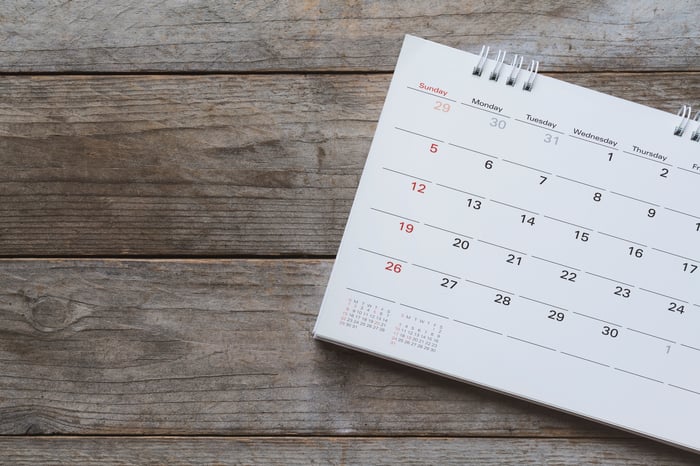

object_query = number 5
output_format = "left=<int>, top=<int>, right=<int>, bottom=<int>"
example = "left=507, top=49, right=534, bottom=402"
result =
left=429, top=143, right=438, bottom=153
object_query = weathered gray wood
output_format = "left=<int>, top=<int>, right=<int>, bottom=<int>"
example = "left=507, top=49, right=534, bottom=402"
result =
left=1, top=1, right=698, bottom=73
left=1, top=436, right=698, bottom=465
left=1, top=73, right=698, bottom=257
left=0, top=258, right=630, bottom=437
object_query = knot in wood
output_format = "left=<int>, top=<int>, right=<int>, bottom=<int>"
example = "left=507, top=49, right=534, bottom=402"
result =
left=31, top=296, right=71, bottom=331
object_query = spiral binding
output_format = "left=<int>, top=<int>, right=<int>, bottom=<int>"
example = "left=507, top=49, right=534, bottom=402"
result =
left=474, top=46, right=698, bottom=136
left=472, top=45, right=539, bottom=92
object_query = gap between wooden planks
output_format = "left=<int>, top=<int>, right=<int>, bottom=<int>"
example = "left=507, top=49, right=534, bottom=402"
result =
left=1, top=436, right=699, bottom=465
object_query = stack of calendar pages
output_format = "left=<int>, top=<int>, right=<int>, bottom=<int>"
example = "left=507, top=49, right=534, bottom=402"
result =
left=314, top=35, right=700, bottom=453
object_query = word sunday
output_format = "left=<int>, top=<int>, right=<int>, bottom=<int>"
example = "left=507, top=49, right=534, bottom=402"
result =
left=418, top=82, right=448, bottom=97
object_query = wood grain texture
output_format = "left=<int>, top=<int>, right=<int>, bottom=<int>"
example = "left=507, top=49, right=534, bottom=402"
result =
left=1, top=1, right=698, bottom=73
left=0, top=258, right=634, bottom=437
left=2, top=73, right=699, bottom=257
left=2, top=436, right=699, bottom=465
left=4, top=1, right=700, bottom=464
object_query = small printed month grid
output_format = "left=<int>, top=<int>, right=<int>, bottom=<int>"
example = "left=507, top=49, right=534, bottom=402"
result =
left=314, top=35, right=700, bottom=453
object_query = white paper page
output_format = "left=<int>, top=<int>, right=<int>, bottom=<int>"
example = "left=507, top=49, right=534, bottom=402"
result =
left=314, top=35, right=700, bottom=453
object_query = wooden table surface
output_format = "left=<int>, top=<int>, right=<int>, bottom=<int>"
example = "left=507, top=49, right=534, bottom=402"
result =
left=2, top=1, right=699, bottom=464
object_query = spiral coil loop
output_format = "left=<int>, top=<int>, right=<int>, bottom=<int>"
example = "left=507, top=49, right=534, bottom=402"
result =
left=674, top=105, right=692, bottom=137
left=472, top=45, right=490, bottom=77
left=505, top=55, right=523, bottom=87
left=690, top=111, right=700, bottom=141
left=472, top=45, right=539, bottom=91
left=489, top=50, right=507, bottom=81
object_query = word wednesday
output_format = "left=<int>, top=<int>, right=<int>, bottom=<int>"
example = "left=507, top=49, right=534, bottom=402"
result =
left=573, top=128, right=618, bottom=147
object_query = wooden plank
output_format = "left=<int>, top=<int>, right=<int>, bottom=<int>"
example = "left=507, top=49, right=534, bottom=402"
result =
left=1, top=436, right=698, bottom=465
left=2, top=73, right=699, bottom=257
left=0, top=258, right=636, bottom=437
left=1, top=1, right=698, bottom=73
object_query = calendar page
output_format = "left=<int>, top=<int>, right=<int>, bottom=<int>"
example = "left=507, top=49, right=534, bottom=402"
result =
left=313, top=35, right=700, bottom=453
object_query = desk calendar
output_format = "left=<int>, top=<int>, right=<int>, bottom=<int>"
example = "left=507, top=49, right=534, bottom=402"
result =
left=313, top=35, right=700, bottom=453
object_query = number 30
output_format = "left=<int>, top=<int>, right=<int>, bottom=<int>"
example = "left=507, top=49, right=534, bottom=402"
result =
left=490, top=118, right=506, bottom=129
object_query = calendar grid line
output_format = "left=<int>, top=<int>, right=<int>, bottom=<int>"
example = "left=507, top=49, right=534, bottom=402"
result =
left=638, top=288, right=687, bottom=303
left=478, top=239, right=527, bottom=255
left=514, top=118, right=564, bottom=135
left=543, top=215, right=592, bottom=231
left=447, top=142, right=499, bottom=159
left=532, top=256, right=580, bottom=272
left=651, top=247, right=700, bottom=264
left=346, top=287, right=395, bottom=303
left=610, top=191, right=660, bottom=207
left=463, top=278, right=513, bottom=295
left=461, top=101, right=511, bottom=118
left=423, top=223, right=473, bottom=239
left=681, top=343, right=700, bottom=352
left=572, top=311, right=621, bottom=327
left=412, top=263, right=461, bottom=280
left=436, top=182, right=485, bottom=198
left=622, top=150, right=673, bottom=167
left=406, top=86, right=457, bottom=102
left=518, top=295, right=568, bottom=312
left=394, top=126, right=444, bottom=142
left=502, top=158, right=552, bottom=174
left=664, top=207, right=700, bottom=220
left=556, top=174, right=607, bottom=191
left=358, top=247, right=407, bottom=263
left=668, top=384, right=700, bottom=396
left=597, top=231, right=647, bottom=248
left=614, top=368, right=664, bottom=384
left=626, top=327, right=676, bottom=344
left=489, top=199, right=539, bottom=215
left=560, top=351, right=610, bottom=368
left=399, top=303, right=449, bottom=319
left=568, top=134, right=618, bottom=150
left=585, top=271, right=636, bottom=288
left=677, top=167, right=700, bottom=176
left=370, top=207, right=421, bottom=223
left=382, top=166, right=432, bottom=183
left=507, top=335, right=557, bottom=352
left=453, top=319, right=503, bottom=336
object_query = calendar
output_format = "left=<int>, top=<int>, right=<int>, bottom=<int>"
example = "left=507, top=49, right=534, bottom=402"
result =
left=313, top=35, right=700, bottom=453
